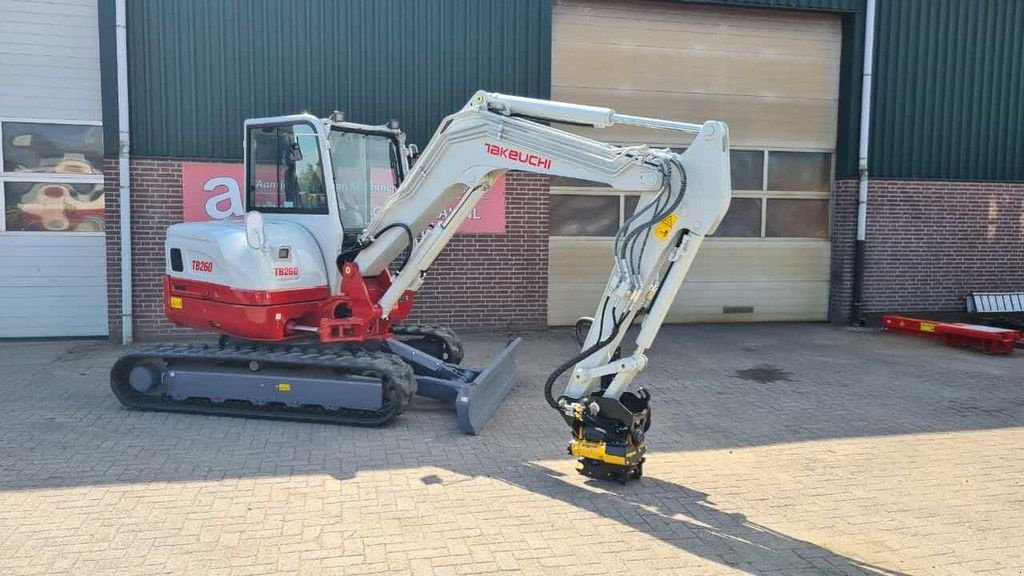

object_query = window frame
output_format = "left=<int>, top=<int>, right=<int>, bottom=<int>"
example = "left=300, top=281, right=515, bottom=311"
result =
left=764, top=197, right=832, bottom=239
left=548, top=189, right=625, bottom=238
left=723, top=148, right=834, bottom=240
left=245, top=121, right=330, bottom=216
left=549, top=145, right=834, bottom=241
left=0, top=117, right=105, bottom=236
left=765, top=149, right=834, bottom=195
left=327, top=126, right=405, bottom=232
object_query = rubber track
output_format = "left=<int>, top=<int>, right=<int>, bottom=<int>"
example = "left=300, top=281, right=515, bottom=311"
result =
left=110, top=343, right=417, bottom=427
left=391, top=324, right=464, bottom=364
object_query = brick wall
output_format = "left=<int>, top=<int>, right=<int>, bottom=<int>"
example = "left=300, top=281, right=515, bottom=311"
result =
left=408, top=172, right=549, bottom=329
left=108, top=162, right=1023, bottom=337
left=103, top=159, right=121, bottom=338
left=105, top=158, right=196, bottom=340
left=829, top=179, right=857, bottom=323
left=104, top=159, right=549, bottom=342
left=830, top=178, right=1024, bottom=323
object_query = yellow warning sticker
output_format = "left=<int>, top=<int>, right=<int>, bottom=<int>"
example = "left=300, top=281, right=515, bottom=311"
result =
left=277, top=383, right=291, bottom=392
left=169, top=296, right=183, bottom=310
left=920, top=322, right=936, bottom=333
left=653, top=214, right=678, bottom=240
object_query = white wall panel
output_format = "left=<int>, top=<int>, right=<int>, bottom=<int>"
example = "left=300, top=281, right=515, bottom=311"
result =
left=0, top=234, right=108, bottom=337
left=0, top=0, right=102, bottom=121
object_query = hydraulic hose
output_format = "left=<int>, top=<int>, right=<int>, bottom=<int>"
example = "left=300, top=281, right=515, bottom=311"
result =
left=620, top=159, right=687, bottom=277
left=544, top=300, right=628, bottom=411
left=341, top=222, right=416, bottom=272
left=630, top=161, right=686, bottom=281
left=373, top=222, right=416, bottom=272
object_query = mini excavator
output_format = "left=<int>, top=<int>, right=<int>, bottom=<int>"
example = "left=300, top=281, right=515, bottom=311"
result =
left=111, top=92, right=731, bottom=482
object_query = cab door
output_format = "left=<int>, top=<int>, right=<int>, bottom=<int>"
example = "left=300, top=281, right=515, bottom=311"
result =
left=244, top=115, right=345, bottom=294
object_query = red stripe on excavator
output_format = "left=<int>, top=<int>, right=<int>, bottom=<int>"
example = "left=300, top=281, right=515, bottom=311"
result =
left=163, top=270, right=415, bottom=343
left=166, top=297, right=320, bottom=341
left=164, top=275, right=330, bottom=306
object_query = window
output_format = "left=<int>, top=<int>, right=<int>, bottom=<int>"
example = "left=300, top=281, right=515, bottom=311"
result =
left=766, top=199, right=830, bottom=238
left=246, top=123, right=328, bottom=214
left=329, top=130, right=401, bottom=231
left=714, top=197, right=762, bottom=238
left=716, top=150, right=832, bottom=239
left=549, top=148, right=832, bottom=240
left=2, top=123, right=103, bottom=175
left=549, top=164, right=652, bottom=237
left=0, top=120, right=104, bottom=233
left=549, top=194, right=620, bottom=236
left=4, top=182, right=104, bottom=232
left=767, top=151, right=831, bottom=192
left=730, top=150, right=764, bottom=191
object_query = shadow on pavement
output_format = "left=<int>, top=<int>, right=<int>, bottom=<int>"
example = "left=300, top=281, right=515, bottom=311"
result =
left=480, top=462, right=908, bottom=576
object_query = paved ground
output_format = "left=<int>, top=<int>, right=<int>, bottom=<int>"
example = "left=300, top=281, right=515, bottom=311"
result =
left=0, top=324, right=1022, bottom=576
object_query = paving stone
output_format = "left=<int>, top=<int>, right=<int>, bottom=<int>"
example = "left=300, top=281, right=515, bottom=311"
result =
left=0, top=325, right=1021, bottom=575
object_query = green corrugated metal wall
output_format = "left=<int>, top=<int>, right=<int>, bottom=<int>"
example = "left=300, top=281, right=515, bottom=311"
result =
left=836, top=7, right=865, bottom=179
left=99, top=0, right=1024, bottom=181
left=678, top=0, right=861, bottom=11
left=871, top=0, right=1024, bottom=181
left=107, top=0, right=550, bottom=159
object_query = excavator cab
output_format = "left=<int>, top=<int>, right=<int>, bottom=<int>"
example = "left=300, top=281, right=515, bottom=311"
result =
left=228, top=113, right=418, bottom=307
left=242, top=115, right=409, bottom=265
left=129, top=110, right=520, bottom=435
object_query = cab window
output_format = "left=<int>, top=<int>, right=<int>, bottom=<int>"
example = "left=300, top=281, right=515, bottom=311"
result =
left=246, top=123, right=327, bottom=214
left=328, top=130, right=400, bottom=232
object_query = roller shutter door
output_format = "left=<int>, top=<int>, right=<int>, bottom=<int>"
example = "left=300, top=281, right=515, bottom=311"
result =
left=548, top=0, right=841, bottom=325
left=0, top=0, right=108, bottom=337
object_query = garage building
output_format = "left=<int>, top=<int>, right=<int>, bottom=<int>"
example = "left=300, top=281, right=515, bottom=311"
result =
left=1, top=0, right=1021, bottom=341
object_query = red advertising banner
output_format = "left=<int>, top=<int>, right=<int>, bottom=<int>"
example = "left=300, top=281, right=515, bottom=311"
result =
left=434, top=176, right=506, bottom=234
left=180, top=162, right=506, bottom=234
left=181, top=162, right=246, bottom=222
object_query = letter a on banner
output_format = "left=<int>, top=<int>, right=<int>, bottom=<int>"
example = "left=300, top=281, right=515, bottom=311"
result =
left=203, top=177, right=244, bottom=219
left=181, top=162, right=245, bottom=222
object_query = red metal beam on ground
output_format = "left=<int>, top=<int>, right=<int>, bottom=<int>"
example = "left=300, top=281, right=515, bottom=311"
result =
left=882, top=315, right=1022, bottom=355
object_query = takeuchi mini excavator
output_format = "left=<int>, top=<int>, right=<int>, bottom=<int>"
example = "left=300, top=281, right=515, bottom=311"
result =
left=110, top=91, right=731, bottom=482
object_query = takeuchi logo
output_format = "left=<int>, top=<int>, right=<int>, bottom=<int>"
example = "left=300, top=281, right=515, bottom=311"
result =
left=484, top=143, right=551, bottom=170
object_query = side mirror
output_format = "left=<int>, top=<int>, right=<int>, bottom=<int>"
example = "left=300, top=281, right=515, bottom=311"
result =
left=245, top=210, right=266, bottom=249
left=407, top=143, right=420, bottom=167
left=287, top=141, right=303, bottom=163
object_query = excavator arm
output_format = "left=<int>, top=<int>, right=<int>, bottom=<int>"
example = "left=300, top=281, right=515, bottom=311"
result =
left=354, top=92, right=732, bottom=478
left=356, top=92, right=730, bottom=318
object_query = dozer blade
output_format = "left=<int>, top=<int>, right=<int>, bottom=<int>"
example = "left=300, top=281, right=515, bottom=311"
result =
left=455, top=337, right=522, bottom=434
